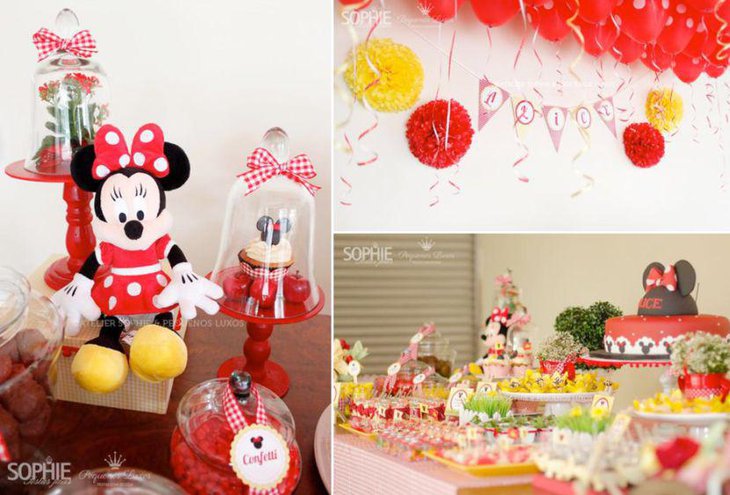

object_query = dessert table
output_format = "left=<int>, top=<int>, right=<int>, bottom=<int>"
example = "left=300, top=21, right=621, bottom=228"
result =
left=41, top=313, right=331, bottom=494
left=333, top=432, right=534, bottom=495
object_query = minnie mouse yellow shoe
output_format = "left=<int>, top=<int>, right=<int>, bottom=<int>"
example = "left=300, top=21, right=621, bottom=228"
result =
left=71, top=318, right=129, bottom=394
left=129, top=323, right=188, bottom=383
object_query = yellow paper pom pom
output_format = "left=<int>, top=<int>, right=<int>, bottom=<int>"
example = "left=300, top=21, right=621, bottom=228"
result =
left=646, top=88, right=683, bottom=134
left=344, top=38, right=424, bottom=113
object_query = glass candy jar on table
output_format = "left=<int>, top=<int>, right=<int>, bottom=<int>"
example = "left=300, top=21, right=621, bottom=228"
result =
left=170, top=371, right=301, bottom=495
left=0, top=267, right=63, bottom=491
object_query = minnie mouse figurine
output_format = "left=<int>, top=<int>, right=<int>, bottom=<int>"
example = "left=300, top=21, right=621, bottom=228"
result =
left=51, top=123, right=223, bottom=394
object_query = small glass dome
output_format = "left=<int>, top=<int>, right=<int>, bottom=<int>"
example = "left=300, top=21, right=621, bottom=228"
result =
left=211, top=128, right=321, bottom=320
left=26, top=9, right=110, bottom=175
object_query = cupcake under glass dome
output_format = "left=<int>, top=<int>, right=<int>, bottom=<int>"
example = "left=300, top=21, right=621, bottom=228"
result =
left=211, top=128, right=320, bottom=320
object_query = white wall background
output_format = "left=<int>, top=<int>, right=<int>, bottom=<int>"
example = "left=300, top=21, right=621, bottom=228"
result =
left=0, top=0, right=332, bottom=313
left=334, top=1, right=730, bottom=231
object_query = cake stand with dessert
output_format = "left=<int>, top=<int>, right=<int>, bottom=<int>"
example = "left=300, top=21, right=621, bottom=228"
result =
left=210, top=127, right=324, bottom=397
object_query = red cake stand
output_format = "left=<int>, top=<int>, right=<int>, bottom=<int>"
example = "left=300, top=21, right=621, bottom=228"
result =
left=212, top=267, right=325, bottom=397
left=5, top=160, right=98, bottom=290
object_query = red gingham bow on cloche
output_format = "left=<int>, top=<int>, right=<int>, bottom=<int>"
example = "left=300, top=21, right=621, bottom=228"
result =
left=33, top=28, right=97, bottom=62
left=239, top=147, right=321, bottom=197
left=492, top=307, right=509, bottom=324
left=645, top=265, right=677, bottom=292
left=92, top=124, right=170, bottom=180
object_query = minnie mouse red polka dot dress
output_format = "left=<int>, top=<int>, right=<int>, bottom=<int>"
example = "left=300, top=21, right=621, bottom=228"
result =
left=91, top=234, right=175, bottom=315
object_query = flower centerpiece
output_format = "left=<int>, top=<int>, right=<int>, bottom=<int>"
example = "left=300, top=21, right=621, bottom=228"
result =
left=32, top=72, right=108, bottom=173
left=536, top=332, right=587, bottom=380
left=670, top=332, right=730, bottom=400
left=334, top=339, right=372, bottom=420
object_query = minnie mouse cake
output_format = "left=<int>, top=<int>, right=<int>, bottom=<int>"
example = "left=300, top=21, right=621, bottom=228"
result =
left=596, top=260, right=730, bottom=359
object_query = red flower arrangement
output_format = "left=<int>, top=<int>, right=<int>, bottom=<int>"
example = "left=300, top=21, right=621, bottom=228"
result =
left=623, top=122, right=665, bottom=168
left=406, top=99, right=474, bottom=169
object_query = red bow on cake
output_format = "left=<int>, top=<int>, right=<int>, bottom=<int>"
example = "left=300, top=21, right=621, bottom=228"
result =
left=33, top=28, right=97, bottom=61
left=92, top=124, right=170, bottom=180
left=492, top=307, right=509, bottom=324
left=645, top=265, right=677, bottom=292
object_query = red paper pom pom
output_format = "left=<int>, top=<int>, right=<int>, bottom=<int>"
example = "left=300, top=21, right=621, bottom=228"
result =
left=623, top=122, right=665, bottom=168
left=406, top=99, right=474, bottom=169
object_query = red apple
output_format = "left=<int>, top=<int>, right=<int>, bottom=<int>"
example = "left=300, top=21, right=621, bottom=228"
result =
left=283, top=271, right=311, bottom=303
left=250, top=278, right=277, bottom=308
left=223, top=272, right=251, bottom=300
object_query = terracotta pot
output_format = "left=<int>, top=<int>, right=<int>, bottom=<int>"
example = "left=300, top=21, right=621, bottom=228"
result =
left=540, top=360, right=576, bottom=380
left=677, top=372, right=730, bottom=400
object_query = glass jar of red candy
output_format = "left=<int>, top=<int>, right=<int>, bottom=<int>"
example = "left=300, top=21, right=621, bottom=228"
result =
left=0, top=268, right=63, bottom=461
left=170, top=371, right=301, bottom=494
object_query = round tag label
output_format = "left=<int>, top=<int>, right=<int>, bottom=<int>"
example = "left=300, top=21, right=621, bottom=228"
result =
left=413, top=373, right=426, bottom=384
left=348, top=360, right=361, bottom=377
left=515, top=100, right=535, bottom=125
left=575, top=106, right=592, bottom=129
left=480, top=85, right=503, bottom=111
left=546, top=107, right=566, bottom=131
left=387, top=363, right=401, bottom=376
left=410, top=333, right=424, bottom=344
left=230, top=424, right=290, bottom=490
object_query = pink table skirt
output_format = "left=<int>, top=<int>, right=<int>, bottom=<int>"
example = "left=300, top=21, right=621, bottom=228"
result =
left=333, top=432, right=534, bottom=495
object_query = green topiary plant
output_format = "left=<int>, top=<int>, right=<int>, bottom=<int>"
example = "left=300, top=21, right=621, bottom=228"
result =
left=554, top=302, right=622, bottom=352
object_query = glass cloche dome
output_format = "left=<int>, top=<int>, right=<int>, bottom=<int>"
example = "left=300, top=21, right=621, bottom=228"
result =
left=26, top=9, right=110, bottom=175
left=211, top=128, right=321, bottom=320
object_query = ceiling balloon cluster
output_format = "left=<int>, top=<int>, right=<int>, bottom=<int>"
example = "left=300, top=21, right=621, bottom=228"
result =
left=417, top=0, right=730, bottom=83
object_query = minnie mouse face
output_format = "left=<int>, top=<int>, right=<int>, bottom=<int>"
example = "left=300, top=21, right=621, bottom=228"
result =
left=71, top=124, right=190, bottom=251
left=250, top=436, right=263, bottom=449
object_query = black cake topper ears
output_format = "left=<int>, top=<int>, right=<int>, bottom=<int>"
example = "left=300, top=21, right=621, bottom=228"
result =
left=641, top=259, right=696, bottom=296
left=256, top=215, right=292, bottom=245
left=70, top=142, right=191, bottom=193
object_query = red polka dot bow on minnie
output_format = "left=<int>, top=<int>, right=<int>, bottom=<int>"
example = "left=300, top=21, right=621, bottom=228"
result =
left=32, top=28, right=97, bottom=62
left=239, top=147, right=321, bottom=197
left=492, top=307, right=509, bottom=324
left=92, top=124, right=170, bottom=180
left=645, top=265, right=677, bottom=292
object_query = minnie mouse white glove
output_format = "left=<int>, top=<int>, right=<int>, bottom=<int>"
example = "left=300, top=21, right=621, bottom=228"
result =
left=155, top=262, right=223, bottom=320
left=51, top=273, right=102, bottom=336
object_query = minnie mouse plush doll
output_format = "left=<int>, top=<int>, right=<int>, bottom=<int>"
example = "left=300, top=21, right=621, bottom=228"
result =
left=52, top=123, right=223, bottom=394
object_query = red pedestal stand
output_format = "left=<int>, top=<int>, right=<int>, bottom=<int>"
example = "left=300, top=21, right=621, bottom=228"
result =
left=5, top=161, right=97, bottom=290
left=216, top=286, right=326, bottom=398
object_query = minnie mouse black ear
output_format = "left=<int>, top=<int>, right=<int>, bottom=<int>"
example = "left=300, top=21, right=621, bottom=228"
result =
left=278, top=217, right=292, bottom=233
left=641, top=262, right=665, bottom=290
left=674, top=259, right=696, bottom=297
left=70, top=144, right=102, bottom=192
left=257, top=216, right=274, bottom=232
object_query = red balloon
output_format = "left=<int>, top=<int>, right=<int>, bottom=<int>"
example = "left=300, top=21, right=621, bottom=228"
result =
left=702, top=7, right=730, bottom=65
left=684, top=25, right=708, bottom=57
left=610, top=32, right=645, bottom=63
left=615, top=0, right=669, bottom=44
left=577, top=17, right=620, bottom=56
left=642, top=43, right=673, bottom=71
left=657, top=2, right=701, bottom=54
left=529, top=1, right=576, bottom=42
left=471, top=0, right=520, bottom=27
left=418, top=0, right=467, bottom=21
left=686, top=0, right=719, bottom=13
left=706, top=63, right=727, bottom=77
left=579, top=0, right=618, bottom=23
left=673, top=52, right=707, bottom=82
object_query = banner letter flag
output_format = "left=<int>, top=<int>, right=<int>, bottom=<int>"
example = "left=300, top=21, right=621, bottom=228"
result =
left=543, top=106, right=569, bottom=152
left=593, top=97, right=617, bottom=138
left=479, top=77, right=510, bottom=130
left=512, top=96, right=537, bottom=138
